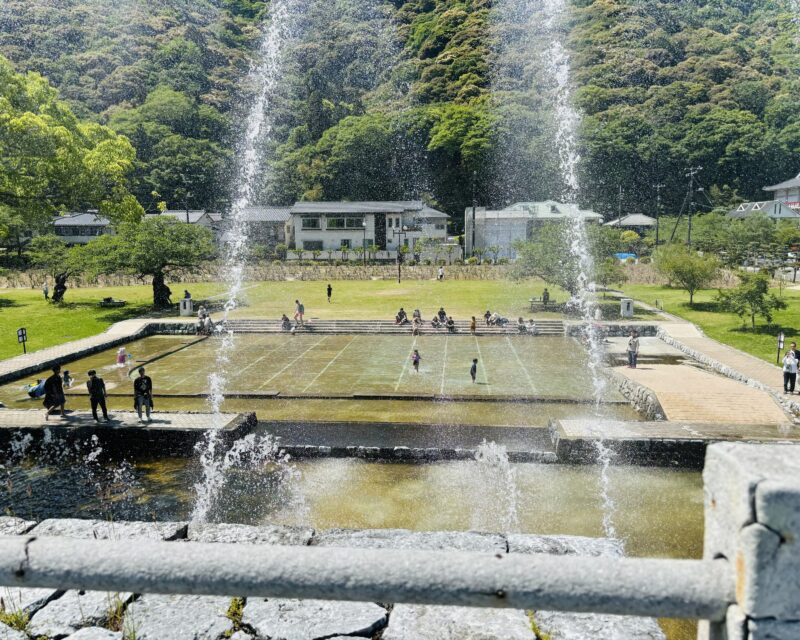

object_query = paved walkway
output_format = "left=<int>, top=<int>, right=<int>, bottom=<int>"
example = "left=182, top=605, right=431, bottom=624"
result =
left=659, top=323, right=786, bottom=394
left=556, top=418, right=799, bottom=442
left=615, top=363, right=789, bottom=425
left=0, top=410, right=241, bottom=430
left=0, top=319, right=187, bottom=383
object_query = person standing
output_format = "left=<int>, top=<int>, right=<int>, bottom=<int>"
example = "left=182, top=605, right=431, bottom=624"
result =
left=87, top=370, right=109, bottom=422
left=294, top=299, right=304, bottom=326
left=42, top=281, right=49, bottom=301
left=470, top=358, right=478, bottom=383
left=470, top=316, right=477, bottom=335
left=542, top=288, right=550, bottom=306
left=783, top=349, right=798, bottom=394
left=437, top=266, right=444, bottom=281
left=411, top=349, right=421, bottom=374
left=326, top=283, right=333, bottom=303
left=484, top=310, right=492, bottom=326
left=133, top=367, right=153, bottom=423
left=790, top=341, right=799, bottom=363
left=43, top=365, right=65, bottom=421
left=627, top=330, right=640, bottom=368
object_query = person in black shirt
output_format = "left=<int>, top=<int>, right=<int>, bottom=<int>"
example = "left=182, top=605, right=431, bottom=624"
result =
left=86, top=370, right=109, bottom=422
left=470, top=358, right=478, bottom=383
left=327, top=283, right=332, bottom=303
left=133, top=367, right=153, bottom=423
left=43, top=365, right=66, bottom=421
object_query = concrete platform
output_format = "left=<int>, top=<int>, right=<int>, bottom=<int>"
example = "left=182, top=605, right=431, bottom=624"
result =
left=0, top=410, right=256, bottom=456
left=552, top=418, right=800, bottom=467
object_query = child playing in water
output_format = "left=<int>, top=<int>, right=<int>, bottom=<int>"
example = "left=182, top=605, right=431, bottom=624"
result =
left=116, top=347, right=127, bottom=367
left=411, top=350, right=421, bottom=374
left=470, top=358, right=478, bottom=383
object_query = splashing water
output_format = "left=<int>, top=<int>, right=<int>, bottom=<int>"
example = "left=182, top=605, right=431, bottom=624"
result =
left=472, top=440, right=520, bottom=533
left=193, top=0, right=302, bottom=522
left=539, top=0, right=616, bottom=539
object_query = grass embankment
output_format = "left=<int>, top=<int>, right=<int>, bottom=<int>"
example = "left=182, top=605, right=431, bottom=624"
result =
left=0, top=279, right=564, bottom=360
left=622, top=283, right=800, bottom=364
left=0, top=283, right=224, bottom=360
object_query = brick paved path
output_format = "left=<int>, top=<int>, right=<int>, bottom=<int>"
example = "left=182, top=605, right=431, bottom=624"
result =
left=616, top=363, right=789, bottom=425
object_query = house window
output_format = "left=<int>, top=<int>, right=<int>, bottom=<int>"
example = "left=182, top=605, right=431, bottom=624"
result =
left=302, top=217, right=320, bottom=229
left=435, top=224, right=446, bottom=230
left=327, top=217, right=345, bottom=229
left=303, top=240, right=323, bottom=250
left=340, top=239, right=351, bottom=249
left=346, top=217, right=364, bottom=229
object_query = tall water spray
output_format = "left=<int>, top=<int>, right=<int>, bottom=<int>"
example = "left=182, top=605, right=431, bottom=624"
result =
left=539, top=0, right=616, bottom=539
left=192, top=0, right=299, bottom=522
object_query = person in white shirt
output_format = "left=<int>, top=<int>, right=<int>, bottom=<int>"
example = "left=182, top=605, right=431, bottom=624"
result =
left=783, top=350, right=798, bottom=394
left=627, top=330, right=640, bottom=368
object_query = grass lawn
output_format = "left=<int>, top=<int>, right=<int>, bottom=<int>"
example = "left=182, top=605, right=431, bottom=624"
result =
left=0, top=282, right=225, bottom=360
left=0, top=278, right=563, bottom=361
left=622, top=283, right=800, bottom=364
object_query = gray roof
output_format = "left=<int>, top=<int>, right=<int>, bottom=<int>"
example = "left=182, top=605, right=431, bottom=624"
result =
left=291, top=201, right=420, bottom=214
left=764, top=173, right=800, bottom=192
left=418, top=206, right=449, bottom=220
left=504, top=200, right=603, bottom=221
left=53, top=213, right=110, bottom=227
left=726, top=201, right=800, bottom=220
left=160, top=210, right=213, bottom=224
left=605, top=214, right=657, bottom=227
left=239, top=206, right=291, bottom=222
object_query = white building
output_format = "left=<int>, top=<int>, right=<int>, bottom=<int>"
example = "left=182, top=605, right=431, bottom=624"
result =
left=764, top=172, right=800, bottom=210
left=464, top=200, right=603, bottom=257
left=52, top=212, right=112, bottom=245
left=288, top=201, right=449, bottom=256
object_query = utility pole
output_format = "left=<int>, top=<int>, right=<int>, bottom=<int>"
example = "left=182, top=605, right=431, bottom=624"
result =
left=685, top=167, right=702, bottom=248
left=471, top=170, right=477, bottom=257
left=653, top=183, right=665, bottom=246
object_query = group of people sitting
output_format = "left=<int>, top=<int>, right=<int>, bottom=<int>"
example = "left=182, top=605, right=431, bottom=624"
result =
left=516, top=317, right=537, bottom=334
left=197, top=306, right=214, bottom=335
left=483, top=310, right=509, bottom=326
left=395, top=307, right=457, bottom=334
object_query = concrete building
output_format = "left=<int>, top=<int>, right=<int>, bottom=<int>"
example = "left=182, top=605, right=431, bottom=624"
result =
left=52, top=212, right=112, bottom=245
left=464, top=200, right=603, bottom=258
left=763, top=171, right=800, bottom=209
left=218, top=206, right=291, bottom=250
left=287, top=201, right=449, bottom=256
left=726, top=201, right=800, bottom=221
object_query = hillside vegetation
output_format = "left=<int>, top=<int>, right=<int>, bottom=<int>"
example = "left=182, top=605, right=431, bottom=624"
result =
left=0, top=0, right=798, bottom=231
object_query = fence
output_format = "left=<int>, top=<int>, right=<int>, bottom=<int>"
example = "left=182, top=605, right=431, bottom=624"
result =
left=1, top=442, right=797, bottom=638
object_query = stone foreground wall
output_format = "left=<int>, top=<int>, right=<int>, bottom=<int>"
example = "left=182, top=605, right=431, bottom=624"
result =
left=0, top=517, right=664, bottom=640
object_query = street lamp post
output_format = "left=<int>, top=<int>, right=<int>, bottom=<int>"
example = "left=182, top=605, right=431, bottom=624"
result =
left=362, top=220, right=367, bottom=266
left=394, top=225, right=408, bottom=284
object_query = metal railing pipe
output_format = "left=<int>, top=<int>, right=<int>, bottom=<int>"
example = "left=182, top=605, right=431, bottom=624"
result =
left=0, top=536, right=733, bottom=621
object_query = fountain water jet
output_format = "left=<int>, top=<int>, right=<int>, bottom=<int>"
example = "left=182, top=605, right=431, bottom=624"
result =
left=472, top=440, right=520, bottom=533
left=538, top=0, right=616, bottom=539
left=193, top=0, right=302, bottom=523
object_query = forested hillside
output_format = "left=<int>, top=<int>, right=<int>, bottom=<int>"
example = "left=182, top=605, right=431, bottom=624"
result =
left=0, top=0, right=798, bottom=231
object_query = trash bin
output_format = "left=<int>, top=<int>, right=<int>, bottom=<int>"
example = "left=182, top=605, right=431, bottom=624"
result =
left=620, top=298, right=634, bottom=318
left=179, top=298, right=194, bottom=317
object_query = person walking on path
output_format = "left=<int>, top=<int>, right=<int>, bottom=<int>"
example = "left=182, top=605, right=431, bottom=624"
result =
left=470, top=316, right=477, bottom=335
left=470, top=358, right=478, bottom=383
left=43, top=365, right=66, bottom=421
left=326, top=284, right=332, bottom=303
left=42, top=281, right=49, bottom=301
left=294, top=300, right=305, bottom=326
left=411, top=349, right=421, bottom=374
left=87, top=370, right=109, bottom=422
left=783, top=350, right=798, bottom=394
left=627, top=330, right=640, bottom=368
left=133, top=367, right=153, bottom=423
left=437, top=266, right=444, bottom=281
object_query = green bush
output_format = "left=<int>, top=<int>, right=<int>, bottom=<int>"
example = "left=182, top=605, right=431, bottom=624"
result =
left=625, top=257, right=636, bottom=264
left=639, top=256, right=651, bottom=264
left=466, top=256, right=478, bottom=265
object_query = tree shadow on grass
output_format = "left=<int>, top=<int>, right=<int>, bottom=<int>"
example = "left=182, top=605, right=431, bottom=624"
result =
left=683, top=301, right=723, bottom=313
left=730, top=324, right=800, bottom=336
left=0, top=297, right=20, bottom=309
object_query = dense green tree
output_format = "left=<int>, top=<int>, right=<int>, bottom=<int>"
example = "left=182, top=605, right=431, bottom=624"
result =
left=653, top=244, right=721, bottom=305
left=81, top=217, right=216, bottom=308
left=717, top=271, right=787, bottom=330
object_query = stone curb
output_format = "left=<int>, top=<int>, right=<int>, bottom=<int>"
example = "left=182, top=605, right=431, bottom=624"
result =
left=279, top=444, right=558, bottom=464
left=606, top=368, right=666, bottom=421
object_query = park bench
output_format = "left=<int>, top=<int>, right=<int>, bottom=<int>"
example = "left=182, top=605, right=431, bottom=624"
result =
left=99, top=297, right=126, bottom=308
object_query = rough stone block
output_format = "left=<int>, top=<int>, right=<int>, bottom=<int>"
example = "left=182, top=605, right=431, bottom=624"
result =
left=228, top=632, right=253, bottom=640
left=28, top=590, right=131, bottom=638
left=187, top=523, right=313, bottom=546
left=748, top=619, right=800, bottom=640
left=0, top=517, right=36, bottom=536
left=383, top=604, right=534, bottom=640
left=123, top=595, right=232, bottom=640
left=0, top=586, right=60, bottom=615
left=532, top=610, right=664, bottom=639
left=0, top=621, right=27, bottom=640
left=31, top=518, right=187, bottom=541
left=242, top=599, right=387, bottom=639
left=64, top=627, right=123, bottom=640
left=507, top=533, right=622, bottom=557
left=310, top=528, right=505, bottom=552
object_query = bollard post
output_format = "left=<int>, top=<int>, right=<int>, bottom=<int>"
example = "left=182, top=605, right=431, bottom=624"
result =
left=699, top=443, right=800, bottom=640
